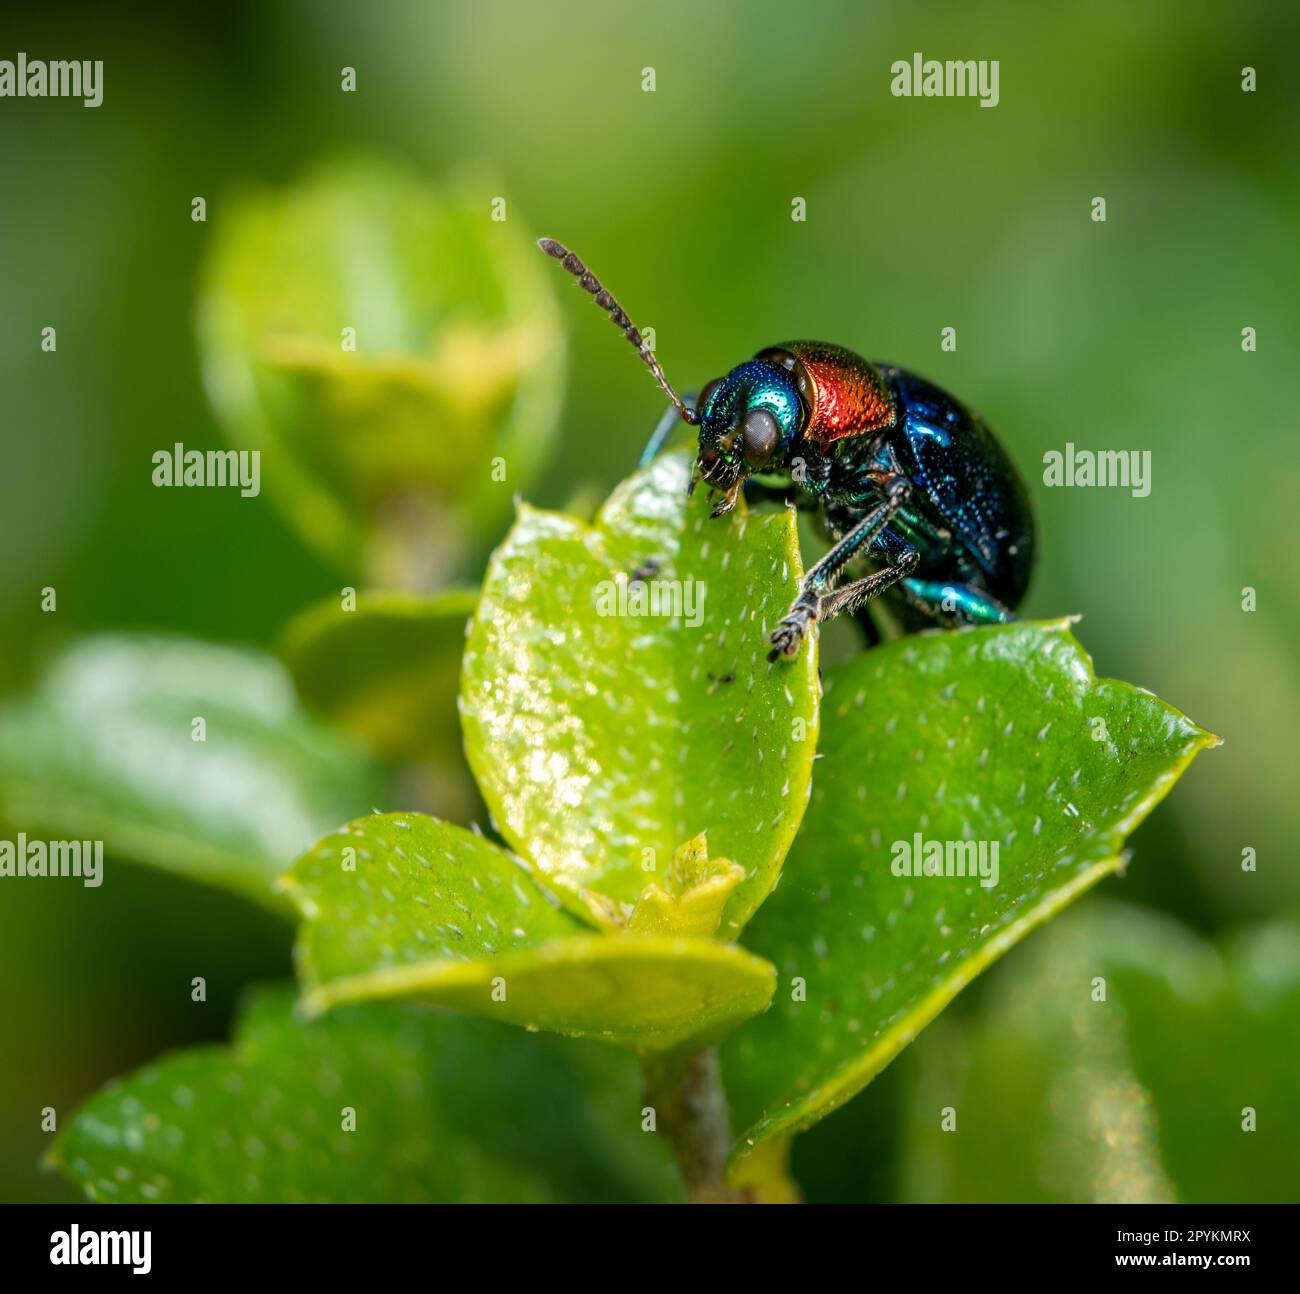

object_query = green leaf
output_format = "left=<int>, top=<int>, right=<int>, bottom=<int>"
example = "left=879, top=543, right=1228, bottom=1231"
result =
left=196, top=157, right=564, bottom=587
left=722, top=620, right=1217, bottom=1167
left=283, top=812, right=776, bottom=1051
left=0, top=636, right=381, bottom=911
left=279, top=588, right=476, bottom=763
left=50, top=986, right=683, bottom=1202
left=460, top=449, right=820, bottom=937
left=901, top=903, right=1300, bottom=1203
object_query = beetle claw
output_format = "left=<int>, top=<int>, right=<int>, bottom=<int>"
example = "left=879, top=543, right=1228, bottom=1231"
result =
left=767, top=599, right=818, bottom=661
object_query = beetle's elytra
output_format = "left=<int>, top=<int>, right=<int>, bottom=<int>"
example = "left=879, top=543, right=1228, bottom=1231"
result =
left=539, top=238, right=1035, bottom=661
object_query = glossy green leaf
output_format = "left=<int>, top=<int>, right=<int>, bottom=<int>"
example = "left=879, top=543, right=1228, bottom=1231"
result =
left=460, top=449, right=820, bottom=937
left=283, top=812, right=776, bottom=1050
left=50, top=986, right=683, bottom=1203
left=0, top=636, right=381, bottom=911
left=722, top=620, right=1217, bottom=1168
left=902, top=903, right=1300, bottom=1203
left=197, top=157, right=564, bottom=587
left=279, top=588, right=476, bottom=763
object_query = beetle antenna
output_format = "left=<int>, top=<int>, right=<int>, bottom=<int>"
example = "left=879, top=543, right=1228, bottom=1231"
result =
left=538, top=238, right=699, bottom=425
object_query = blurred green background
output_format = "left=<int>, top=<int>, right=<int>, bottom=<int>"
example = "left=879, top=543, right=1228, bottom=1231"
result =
left=1, top=0, right=1297, bottom=1201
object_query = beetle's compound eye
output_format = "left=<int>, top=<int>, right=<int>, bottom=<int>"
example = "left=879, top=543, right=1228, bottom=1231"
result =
left=695, top=377, right=722, bottom=418
left=742, top=407, right=781, bottom=468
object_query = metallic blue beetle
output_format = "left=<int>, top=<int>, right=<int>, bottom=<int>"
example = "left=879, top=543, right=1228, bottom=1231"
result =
left=540, top=240, right=1035, bottom=661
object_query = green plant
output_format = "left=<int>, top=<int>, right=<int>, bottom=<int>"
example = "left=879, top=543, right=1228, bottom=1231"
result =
left=197, top=158, right=564, bottom=590
left=13, top=446, right=1226, bottom=1203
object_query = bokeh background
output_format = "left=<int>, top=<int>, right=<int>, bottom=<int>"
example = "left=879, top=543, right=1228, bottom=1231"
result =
left=1, top=0, right=1297, bottom=1201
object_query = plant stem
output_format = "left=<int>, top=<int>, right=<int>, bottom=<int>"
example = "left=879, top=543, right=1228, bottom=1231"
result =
left=642, top=1046, right=739, bottom=1203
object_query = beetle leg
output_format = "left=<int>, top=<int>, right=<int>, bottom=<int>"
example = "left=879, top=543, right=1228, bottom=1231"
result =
left=818, top=549, right=921, bottom=621
left=806, top=478, right=911, bottom=591
left=638, top=393, right=699, bottom=468
left=896, top=578, right=1013, bottom=627
left=767, top=479, right=910, bottom=660
left=769, top=549, right=920, bottom=660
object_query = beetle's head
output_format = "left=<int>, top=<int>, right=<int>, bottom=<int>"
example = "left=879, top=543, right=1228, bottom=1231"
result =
left=692, top=359, right=802, bottom=517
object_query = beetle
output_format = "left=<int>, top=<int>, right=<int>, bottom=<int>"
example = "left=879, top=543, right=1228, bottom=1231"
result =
left=539, top=238, right=1035, bottom=662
